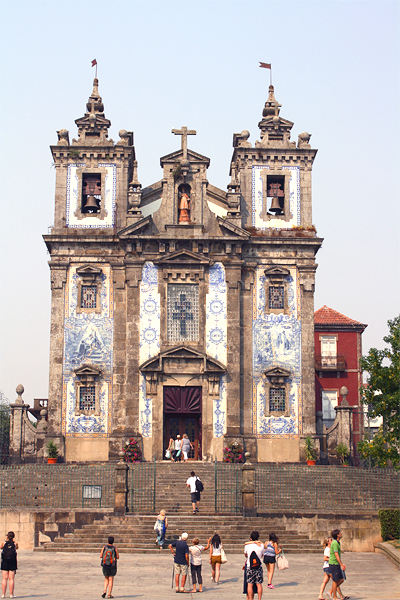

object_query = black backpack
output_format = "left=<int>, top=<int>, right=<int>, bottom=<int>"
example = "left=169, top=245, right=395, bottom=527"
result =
left=102, top=544, right=116, bottom=567
left=195, top=477, right=204, bottom=492
left=249, top=550, right=261, bottom=569
left=1, top=541, right=16, bottom=561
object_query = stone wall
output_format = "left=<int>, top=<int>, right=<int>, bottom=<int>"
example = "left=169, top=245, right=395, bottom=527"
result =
left=257, top=510, right=382, bottom=552
left=0, top=509, right=113, bottom=550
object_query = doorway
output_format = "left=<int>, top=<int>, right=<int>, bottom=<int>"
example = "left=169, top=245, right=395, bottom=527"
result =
left=163, top=386, right=202, bottom=460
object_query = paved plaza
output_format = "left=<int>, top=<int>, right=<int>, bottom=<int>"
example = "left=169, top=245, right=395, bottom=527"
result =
left=6, top=550, right=399, bottom=600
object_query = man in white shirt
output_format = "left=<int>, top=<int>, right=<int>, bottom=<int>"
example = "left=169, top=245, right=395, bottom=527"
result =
left=244, top=531, right=265, bottom=600
left=186, top=470, right=201, bottom=514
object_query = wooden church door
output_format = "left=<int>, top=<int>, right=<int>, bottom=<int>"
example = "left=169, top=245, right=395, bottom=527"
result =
left=163, top=386, right=202, bottom=460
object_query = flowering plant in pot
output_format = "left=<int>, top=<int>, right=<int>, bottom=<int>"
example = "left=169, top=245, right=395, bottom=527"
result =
left=123, top=438, right=142, bottom=463
left=46, top=441, right=59, bottom=463
left=304, top=435, right=318, bottom=465
left=223, top=441, right=244, bottom=463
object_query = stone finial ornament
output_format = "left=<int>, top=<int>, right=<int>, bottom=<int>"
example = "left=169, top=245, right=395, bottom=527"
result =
left=15, top=384, right=24, bottom=405
left=57, top=129, right=70, bottom=146
left=298, top=132, right=311, bottom=148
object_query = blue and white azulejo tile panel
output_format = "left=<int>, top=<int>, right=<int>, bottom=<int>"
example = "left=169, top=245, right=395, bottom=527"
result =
left=251, top=166, right=300, bottom=229
left=139, top=374, right=152, bottom=438
left=214, top=374, right=227, bottom=438
left=138, top=262, right=159, bottom=438
left=62, top=263, right=113, bottom=436
left=206, top=263, right=227, bottom=365
left=252, top=266, right=302, bottom=437
left=66, top=163, right=116, bottom=228
left=139, top=262, right=160, bottom=364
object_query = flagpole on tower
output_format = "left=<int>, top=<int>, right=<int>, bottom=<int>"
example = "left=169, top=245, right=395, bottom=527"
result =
left=92, top=59, right=98, bottom=79
left=259, top=61, right=272, bottom=86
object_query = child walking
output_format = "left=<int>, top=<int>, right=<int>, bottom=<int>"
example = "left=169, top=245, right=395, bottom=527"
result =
left=100, top=536, right=119, bottom=599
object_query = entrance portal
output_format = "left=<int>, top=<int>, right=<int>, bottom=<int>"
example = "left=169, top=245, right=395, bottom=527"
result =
left=163, top=386, right=202, bottom=460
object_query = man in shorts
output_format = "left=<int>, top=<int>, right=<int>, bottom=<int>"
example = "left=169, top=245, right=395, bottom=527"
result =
left=186, top=470, right=201, bottom=514
left=328, top=529, right=348, bottom=600
left=244, top=531, right=265, bottom=600
left=169, top=532, right=190, bottom=593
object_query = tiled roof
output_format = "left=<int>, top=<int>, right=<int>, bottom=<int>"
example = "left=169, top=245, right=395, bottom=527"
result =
left=314, top=306, right=367, bottom=330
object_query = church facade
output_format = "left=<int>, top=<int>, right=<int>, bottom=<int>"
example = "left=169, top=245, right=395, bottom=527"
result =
left=44, top=79, right=322, bottom=463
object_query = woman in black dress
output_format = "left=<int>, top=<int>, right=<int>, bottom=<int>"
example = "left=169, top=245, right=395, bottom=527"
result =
left=1, top=531, right=18, bottom=599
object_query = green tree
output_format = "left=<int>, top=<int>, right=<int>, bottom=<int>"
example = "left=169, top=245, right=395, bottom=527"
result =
left=0, top=390, right=10, bottom=464
left=358, top=316, right=400, bottom=469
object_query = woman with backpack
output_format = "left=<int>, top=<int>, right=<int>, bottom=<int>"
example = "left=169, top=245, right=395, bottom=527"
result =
left=100, top=535, right=119, bottom=598
left=1, top=531, right=18, bottom=599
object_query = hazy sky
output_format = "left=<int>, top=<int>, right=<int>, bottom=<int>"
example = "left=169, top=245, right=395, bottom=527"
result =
left=0, top=0, right=399, bottom=405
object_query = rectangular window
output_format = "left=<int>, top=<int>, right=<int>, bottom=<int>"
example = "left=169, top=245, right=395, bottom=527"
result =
left=79, top=386, right=96, bottom=411
left=269, top=286, right=285, bottom=309
left=167, top=284, right=199, bottom=342
left=269, top=388, right=286, bottom=412
left=321, top=336, right=337, bottom=367
left=81, top=285, right=97, bottom=309
left=322, top=390, right=337, bottom=426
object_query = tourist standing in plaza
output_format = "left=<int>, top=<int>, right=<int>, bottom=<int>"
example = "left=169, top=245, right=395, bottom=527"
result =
left=100, top=535, right=119, bottom=599
left=154, top=509, right=168, bottom=548
left=188, top=537, right=210, bottom=593
left=169, top=532, right=190, bottom=593
left=318, top=537, right=332, bottom=600
left=328, top=530, right=348, bottom=600
left=186, top=470, right=202, bottom=514
left=209, top=533, right=223, bottom=584
left=1, top=531, right=18, bottom=599
left=244, top=531, right=265, bottom=600
left=181, top=433, right=193, bottom=462
left=263, top=533, right=282, bottom=589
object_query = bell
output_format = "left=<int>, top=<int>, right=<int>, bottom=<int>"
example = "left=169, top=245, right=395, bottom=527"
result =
left=269, top=196, right=282, bottom=214
left=83, top=195, right=99, bottom=211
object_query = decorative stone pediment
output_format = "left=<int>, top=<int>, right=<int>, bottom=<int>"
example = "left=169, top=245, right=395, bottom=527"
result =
left=264, top=366, right=291, bottom=386
left=76, top=264, right=103, bottom=284
left=160, top=148, right=211, bottom=167
left=118, top=215, right=152, bottom=237
left=264, top=266, right=290, bottom=284
left=217, top=216, right=250, bottom=239
left=139, top=345, right=226, bottom=375
left=74, top=364, right=102, bottom=381
left=155, top=249, right=210, bottom=266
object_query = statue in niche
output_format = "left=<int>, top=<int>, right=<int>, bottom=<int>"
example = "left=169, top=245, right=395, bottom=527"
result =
left=178, top=184, right=191, bottom=224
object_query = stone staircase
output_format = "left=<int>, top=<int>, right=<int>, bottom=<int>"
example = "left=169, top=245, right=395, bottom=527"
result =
left=38, top=462, right=322, bottom=553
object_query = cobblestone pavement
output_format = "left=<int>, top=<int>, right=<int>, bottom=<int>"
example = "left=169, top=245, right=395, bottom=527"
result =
left=5, top=550, right=399, bottom=600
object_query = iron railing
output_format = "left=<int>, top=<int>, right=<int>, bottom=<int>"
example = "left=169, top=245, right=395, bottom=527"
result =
left=255, top=465, right=400, bottom=511
left=0, top=463, right=116, bottom=508
left=127, top=461, right=156, bottom=513
left=214, top=460, right=242, bottom=513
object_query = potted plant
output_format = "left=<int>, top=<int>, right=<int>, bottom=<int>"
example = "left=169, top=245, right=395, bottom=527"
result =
left=336, top=443, right=350, bottom=466
left=46, top=441, right=59, bottom=464
left=304, top=435, right=318, bottom=465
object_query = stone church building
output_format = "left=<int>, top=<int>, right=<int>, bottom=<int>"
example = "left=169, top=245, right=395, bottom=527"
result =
left=43, top=78, right=322, bottom=463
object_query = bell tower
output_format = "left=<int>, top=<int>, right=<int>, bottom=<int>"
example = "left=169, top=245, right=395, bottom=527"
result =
left=44, top=78, right=139, bottom=462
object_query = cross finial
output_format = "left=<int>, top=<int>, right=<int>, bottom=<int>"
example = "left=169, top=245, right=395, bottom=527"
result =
left=172, top=126, right=196, bottom=161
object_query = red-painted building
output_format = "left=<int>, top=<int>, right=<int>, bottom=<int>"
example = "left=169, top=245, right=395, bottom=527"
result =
left=314, top=306, right=367, bottom=451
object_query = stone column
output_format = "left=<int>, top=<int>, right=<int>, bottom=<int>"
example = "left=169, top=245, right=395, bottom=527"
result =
left=114, top=456, right=128, bottom=515
left=9, top=385, right=29, bottom=463
left=47, top=261, right=68, bottom=446
left=241, top=454, right=256, bottom=517
left=225, top=264, right=243, bottom=437
left=299, top=267, right=317, bottom=435
left=335, top=389, right=354, bottom=455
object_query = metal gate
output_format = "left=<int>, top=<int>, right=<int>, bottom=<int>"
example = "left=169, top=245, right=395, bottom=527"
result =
left=127, top=461, right=156, bottom=513
left=214, top=460, right=242, bottom=513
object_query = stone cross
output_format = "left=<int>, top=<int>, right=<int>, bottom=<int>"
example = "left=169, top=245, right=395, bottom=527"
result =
left=172, top=126, right=196, bottom=161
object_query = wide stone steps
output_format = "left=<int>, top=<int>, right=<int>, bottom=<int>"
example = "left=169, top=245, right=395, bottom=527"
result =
left=39, top=514, right=322, bottom=554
